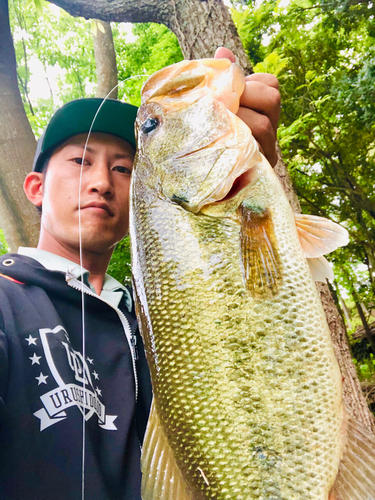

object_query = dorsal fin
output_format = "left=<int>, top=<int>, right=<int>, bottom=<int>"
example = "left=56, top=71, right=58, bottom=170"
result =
left=141, top=400, right=193, bottom=500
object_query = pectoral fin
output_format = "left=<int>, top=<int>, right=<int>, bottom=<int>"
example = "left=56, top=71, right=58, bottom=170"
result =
left=330, top=412, right=375, bottom=500
left=240, top=205, right=282, bottom=298
left=295, top=214, right=349, bottom=282
left=141, top=400, right=193, bottom=500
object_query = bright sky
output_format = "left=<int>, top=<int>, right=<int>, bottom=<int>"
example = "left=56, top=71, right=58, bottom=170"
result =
left=28, top=58, right=61, bottom=102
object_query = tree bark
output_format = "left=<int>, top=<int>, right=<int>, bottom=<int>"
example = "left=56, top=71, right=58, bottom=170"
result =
left=317, top=282, right=375, bottom=432
left=93, top=21, right=118, bottom=99
left=41, top=0, right=375, bottom=429
left=0, top=0, right=39, bottom=251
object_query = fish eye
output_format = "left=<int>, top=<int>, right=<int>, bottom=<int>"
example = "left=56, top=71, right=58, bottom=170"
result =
left=141, top=117, right=159, bottom=134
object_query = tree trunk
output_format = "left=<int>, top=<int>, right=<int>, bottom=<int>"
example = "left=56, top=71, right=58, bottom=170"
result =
left=0, top=0, right=39, bottom=251
left=356, top=301, right=375, bottom=355
left=42, top=0, right=375, bottom=429
left=366, top=247, right=375, bottom=284
left=340, top=298, right=352, bottom=330
left=317, top=282, right=375, bottom=432
left=93, top=21, right=118, bottom=99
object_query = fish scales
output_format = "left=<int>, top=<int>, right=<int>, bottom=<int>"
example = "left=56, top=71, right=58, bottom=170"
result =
left=130, top=58, right=365, bottom=500
left=132, top=177, right=342, bottom=498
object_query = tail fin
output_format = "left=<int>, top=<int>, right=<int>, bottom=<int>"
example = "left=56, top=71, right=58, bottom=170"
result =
left=330, top=414, right=375, bottom=500
left=141, top=400, right=193, bottom=500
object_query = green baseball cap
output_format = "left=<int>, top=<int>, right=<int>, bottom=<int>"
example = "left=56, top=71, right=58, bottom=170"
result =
left=32, top=98, right=138, bottom=172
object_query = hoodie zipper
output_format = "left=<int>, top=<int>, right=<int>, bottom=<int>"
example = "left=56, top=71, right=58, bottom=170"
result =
left=66, top=274, right=138, bottom=402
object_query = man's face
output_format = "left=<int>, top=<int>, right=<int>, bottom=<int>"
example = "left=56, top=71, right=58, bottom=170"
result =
left=40, top=132, right=135, bottom=255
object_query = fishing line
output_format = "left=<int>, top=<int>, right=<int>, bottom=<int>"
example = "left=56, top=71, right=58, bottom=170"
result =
left=77, top=75, right=148, bottom=500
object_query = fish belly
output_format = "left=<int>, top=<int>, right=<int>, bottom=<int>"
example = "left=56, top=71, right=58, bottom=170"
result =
left=131, top=189, right=343, bottom=500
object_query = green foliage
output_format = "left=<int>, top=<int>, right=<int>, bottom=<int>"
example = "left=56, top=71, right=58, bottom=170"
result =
left=233, top=0, right=278, bottom=65
left=114, top=22, right=183, bottom=106
left=353, top=354, right=375, bottom=380
left=9, top=0, right=97, bottom=135
left=0, top=230, right=9, bottom=256
left=107, top=236, right=132, bottom=284
left=9, top=2, right=183, bottom=131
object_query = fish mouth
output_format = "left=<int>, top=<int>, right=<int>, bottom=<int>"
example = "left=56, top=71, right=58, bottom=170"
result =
left=215, top=168, right=254, bottom=204
left=196, top=164, right=255, bottom=212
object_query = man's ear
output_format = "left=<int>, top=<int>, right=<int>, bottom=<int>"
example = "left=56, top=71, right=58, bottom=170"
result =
left=24, top=172, right=44, bottom=208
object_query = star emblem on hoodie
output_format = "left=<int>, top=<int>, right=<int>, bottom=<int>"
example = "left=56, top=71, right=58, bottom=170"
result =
left=29, top=353, right=42, bottom=365
left=25, top=334, right=37, bottom=346
left=35, top=372, right=48, bottom=385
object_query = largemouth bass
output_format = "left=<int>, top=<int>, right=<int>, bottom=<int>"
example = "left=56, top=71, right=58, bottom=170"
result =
left=130, top=58, right=375, bottom=500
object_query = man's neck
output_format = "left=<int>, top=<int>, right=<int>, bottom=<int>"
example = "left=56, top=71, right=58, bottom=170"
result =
left=37, top=236, right=111, bottom=295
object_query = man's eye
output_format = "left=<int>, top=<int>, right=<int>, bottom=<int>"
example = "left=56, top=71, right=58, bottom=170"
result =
left=72, top=157, right=91, bottom=166
left=113, top=166, right=132, bottom=175
left=73, top=158, right=84, bottom=165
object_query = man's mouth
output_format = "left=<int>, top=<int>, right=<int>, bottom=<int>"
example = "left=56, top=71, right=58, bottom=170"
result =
left=80, top=202, right=114, bottom=216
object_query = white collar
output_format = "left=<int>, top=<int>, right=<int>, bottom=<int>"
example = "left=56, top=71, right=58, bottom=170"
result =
left=18, top=247, right=132, bottom=311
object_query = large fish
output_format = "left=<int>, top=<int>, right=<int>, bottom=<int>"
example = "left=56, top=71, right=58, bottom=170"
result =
left=130, top=58, right=375, bottom=500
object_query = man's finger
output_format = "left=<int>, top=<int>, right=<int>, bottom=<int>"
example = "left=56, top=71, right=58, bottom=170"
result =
left=240, top=80, right=281, bottom=134
left=245, top=73, right=279, bottom=90
left=214, top=47, right=236, bottom=63
left=237, top=107, right=278, bottom=167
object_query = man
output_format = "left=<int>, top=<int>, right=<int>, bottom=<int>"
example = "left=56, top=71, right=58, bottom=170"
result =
left=0, top=49, right=281, bottom=500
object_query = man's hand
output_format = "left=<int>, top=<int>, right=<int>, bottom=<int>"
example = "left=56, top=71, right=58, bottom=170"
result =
left=214, top=47, right=281, bottom=167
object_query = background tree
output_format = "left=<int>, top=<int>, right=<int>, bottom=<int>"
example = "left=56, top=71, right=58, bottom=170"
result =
left=0, top=0, right=39, bottom=251
left=92, top=20, right=118, bottom=99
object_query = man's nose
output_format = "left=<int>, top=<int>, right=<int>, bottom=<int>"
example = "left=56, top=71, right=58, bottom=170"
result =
left=86, top=163, right=113, bottom=196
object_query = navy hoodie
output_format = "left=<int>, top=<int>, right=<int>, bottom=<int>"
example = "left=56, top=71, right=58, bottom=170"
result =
left=0, top=253, right=152, bottom=500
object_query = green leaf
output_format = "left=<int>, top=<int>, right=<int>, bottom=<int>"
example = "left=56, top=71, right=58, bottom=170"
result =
left=91, top=20, right=97, bottom=37
left=97, top=21, right=106, bottom=33
left=0, top=229, right=8, bottom=256
left=33, top=0, right=44, bottom=15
